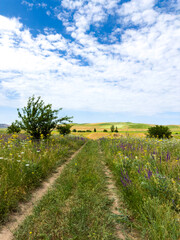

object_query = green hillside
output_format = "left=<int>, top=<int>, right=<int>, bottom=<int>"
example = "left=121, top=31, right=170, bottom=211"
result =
left=73, top=122, right=180, bottom=130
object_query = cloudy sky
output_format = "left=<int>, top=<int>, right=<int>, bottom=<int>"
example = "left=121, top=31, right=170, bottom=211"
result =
left=0, top=0, right=180, bottom=124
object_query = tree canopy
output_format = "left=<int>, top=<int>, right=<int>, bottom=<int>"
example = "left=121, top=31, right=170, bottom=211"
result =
left=17, top=95, right=72, bottom=139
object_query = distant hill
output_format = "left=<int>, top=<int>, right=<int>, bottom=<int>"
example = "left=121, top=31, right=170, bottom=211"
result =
left=72, top=122, right=180, bottom=131
left=0, top=124, right=9, bottom=128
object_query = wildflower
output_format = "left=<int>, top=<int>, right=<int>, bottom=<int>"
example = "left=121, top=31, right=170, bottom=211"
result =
left=25, top=164, right=30, bottom=166
left=0, top=157, right=4, bottom=159
left=172, top=179, right=176, bottom=184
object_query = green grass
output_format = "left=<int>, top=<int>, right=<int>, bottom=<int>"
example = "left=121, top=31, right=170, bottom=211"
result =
left=0, top=128, right=6, bottom=133
left=14, top=141, right=117, bottom=240
left=100, top=137, right=180, bottom=240
left=0, top=133, right=85, bottom=223
left=1, top=131, right=179, bottom=239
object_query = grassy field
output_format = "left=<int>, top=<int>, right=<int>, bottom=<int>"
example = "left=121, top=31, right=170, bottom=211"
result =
left=69, top=122, right=180, bottom=139
left=0, top=133, right=85, bottom=223
left=71, top=122, right=180, bottom=131
left=10, top=135, right=179, bottom=240
left=0, top=124, right=180, bottom=239
left=100, top=137, right=180, bottom=239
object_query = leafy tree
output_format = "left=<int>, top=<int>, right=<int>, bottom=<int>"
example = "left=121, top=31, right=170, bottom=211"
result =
left=17, top=95, right=72, bottom=139
left=72, top=129, right=76, bottom=132
left=7, top=120, right=21, bottom=134
left=147, top=125, right=172, bottom=139
left=94, top=128, right=96, bottom=132
left=57, top=124, right=72, bottom=136
left=110, top=125, right=115, bottom=132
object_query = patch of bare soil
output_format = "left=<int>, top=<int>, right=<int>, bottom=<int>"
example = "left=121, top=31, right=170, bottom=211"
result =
left=0, top=144, right=85, bottom=240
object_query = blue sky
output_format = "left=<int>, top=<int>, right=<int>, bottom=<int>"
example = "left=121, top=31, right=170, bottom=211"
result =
left=0, top=0, right=180, bottom=125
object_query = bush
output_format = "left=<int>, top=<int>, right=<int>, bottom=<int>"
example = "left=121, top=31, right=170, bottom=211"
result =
left=114, top=127, right=118, bottom=133
left=103, top=129, right=108, bottom=132
left=94, top=128, right=96, bottom=132
left=86, top=130, right=92, bottom=132
left=147, top=125, right=172, bottom=139
left=57, top=124, right=72, bottom=136
left=72, top=129, right=76, bottom=132
left=7, top=120, right=21, bottom=134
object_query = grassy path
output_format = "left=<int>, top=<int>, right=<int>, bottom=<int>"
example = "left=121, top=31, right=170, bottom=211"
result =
left=99, top=145, right=140, bottom=240
left=0, top=144, right=86, bottom=240
left=14, top=141, right=118, bottom=240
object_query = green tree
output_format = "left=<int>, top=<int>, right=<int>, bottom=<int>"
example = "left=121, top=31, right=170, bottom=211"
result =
left=17, top=95, right=72, bottom=139
left=115, top=127, right=118, bottom=133
left=94, top=128, right=96, bottom=132
left=57, top=124, right=72, bottom=136
left=110, top=125, right=115, bottom=132
left=147, top=125, right=172, bottom=139
left=7, top=120, right=21, bottom=134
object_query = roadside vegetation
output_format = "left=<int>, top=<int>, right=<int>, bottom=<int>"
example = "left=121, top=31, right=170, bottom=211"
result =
left=100, top=136, right=180, bottom=239
left=0, top=133, right=85, bottom=223
left=14, top=141, right=116, bottom=240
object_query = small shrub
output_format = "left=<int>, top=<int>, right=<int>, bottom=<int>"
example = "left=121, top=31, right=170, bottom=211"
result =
left=7, top=121, right=21, bottom=134
left=147, top=125, right=172, bottom=139
left=86, top=130, right=92, bottom=132
left=72, top=129, right=76, bottom=132
left=94, top=128, right=96, bottom=132
left=114, top=127, right=118, bottom=133
left=57, top=124, right=72, bottom=136
left=103, top=129, right=108, bottom=132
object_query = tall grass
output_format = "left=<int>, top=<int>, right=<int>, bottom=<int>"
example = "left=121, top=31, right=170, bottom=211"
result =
left=100, top=136, right=180, bottom=240
left=0, top=133, right=85, bottom=223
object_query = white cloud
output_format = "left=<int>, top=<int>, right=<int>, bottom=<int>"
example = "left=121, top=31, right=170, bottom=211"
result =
left=46, top=10, right=51, bottom=16
left=117, top=0, right=158, bottom=25
left=21, top=1, right=34, bottom=8
left=0, top=15, right=22, bottom=31
left=21, top=1, right=47, bottom=9
left=0, top=0, right=180, bottom=116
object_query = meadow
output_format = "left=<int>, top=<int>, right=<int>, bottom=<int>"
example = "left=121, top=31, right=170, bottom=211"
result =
left=100, top=136, right=180, bottom=239
left=0, top=133, right=85, bottom=223
left=0, top=123, right=179, bottom=239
